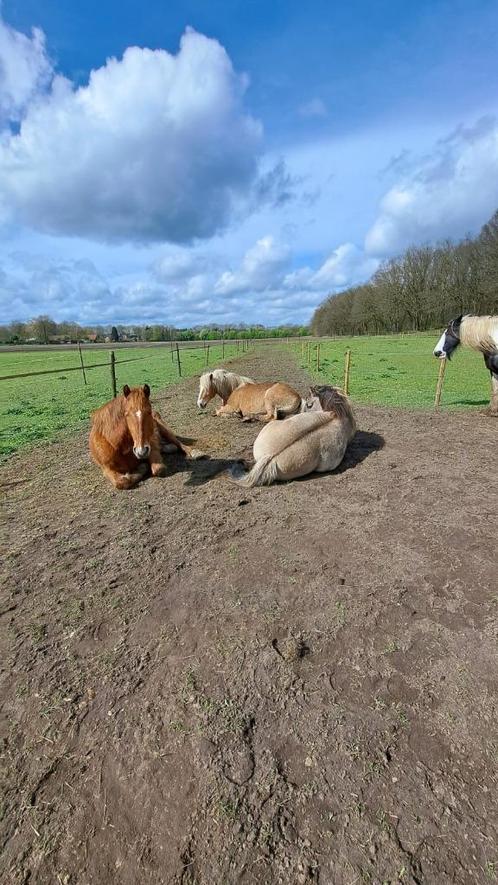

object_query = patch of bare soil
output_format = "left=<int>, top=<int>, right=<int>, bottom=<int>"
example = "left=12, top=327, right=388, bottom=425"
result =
left=1, top=346, right=497, bottom=885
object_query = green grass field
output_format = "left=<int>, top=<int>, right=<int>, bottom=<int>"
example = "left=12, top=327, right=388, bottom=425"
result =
left=0, top=343, right=239, bottom=458
left=295, top=333, right=492, bottom=409
left=0, top=335, right=492, bottom=458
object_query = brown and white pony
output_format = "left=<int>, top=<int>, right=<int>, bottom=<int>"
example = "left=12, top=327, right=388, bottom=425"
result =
left=90, top=384, right=198, bottom=489
left=231, top=385, right=356, bottom=487
left=197, top=368, right=302, bottom=421
left=434, top=315, right=498, bottom=414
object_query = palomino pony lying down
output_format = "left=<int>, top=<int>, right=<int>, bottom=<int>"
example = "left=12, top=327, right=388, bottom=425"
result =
left=90, top=384, right=202, bottom=490
left=197, top=368, right=302, bottom=421
left=231, top=385, right=356, bottom=487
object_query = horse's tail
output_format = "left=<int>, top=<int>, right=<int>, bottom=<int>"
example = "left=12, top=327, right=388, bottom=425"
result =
left=229, top=453, right=279, bottom=488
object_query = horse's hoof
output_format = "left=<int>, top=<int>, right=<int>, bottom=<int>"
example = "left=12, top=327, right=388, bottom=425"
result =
left=151, top=463, right=167, bottom=477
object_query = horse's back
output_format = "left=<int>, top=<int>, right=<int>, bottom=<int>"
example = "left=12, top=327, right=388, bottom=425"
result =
left=254, top=411, right=331, bottom=459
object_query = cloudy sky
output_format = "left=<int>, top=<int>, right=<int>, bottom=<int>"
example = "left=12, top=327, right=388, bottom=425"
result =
left=1, top=0, right=498, bottom=327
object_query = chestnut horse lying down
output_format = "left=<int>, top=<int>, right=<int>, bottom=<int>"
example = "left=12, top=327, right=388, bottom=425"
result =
left=197, top=368, right=302, bottom=421
left=90, top=384, right=202, bottom=489
left=231, top=385, right=356, bottom=487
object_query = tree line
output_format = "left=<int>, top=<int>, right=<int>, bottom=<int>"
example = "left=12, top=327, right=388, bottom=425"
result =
left=311, top=209, right=498, bottom=336
left=0, top=319, right=309, bottom=345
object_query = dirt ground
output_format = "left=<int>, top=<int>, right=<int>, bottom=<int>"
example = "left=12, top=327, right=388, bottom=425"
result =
left=1, top=346, right=497, bottom=885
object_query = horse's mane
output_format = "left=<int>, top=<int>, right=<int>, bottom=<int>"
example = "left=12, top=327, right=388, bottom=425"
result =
left=311, top=385, right=356, bottom=423
left=91, top=394, right=126, bottom=434
left=460, top=315, right=498, bottom=353
left=200, top=368, right=254, bottom=399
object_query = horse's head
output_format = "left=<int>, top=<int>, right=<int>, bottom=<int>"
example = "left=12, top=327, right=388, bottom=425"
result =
left=433, top=316, right=462, bottom=360
left=122, top=384, right=154, bottom=459
left=309, top=385, right=354, bottom=421
left=301, top=388, right=323, bottom=412
left=197, top=372, right=216, bottom=408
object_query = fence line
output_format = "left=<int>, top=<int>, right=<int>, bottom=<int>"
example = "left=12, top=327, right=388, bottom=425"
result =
left=298, top=340, right=452, bottom=410
left=0, top=355, right=147, bottom=382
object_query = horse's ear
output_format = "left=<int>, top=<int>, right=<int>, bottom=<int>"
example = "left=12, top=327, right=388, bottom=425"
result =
left=123, top=385, right=131, bottom=397
left=209, top=373, right=213, bottom=381
left=143, top=384, right=150, bottom=398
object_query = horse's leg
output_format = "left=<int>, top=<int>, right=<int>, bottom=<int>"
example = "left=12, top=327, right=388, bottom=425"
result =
left=148, top=430, right=167, bottom=477
left=488, top=372, right=498, bottom=415
left=482, top=355, right=498, bottom=415
left=153, top=412, right=188, bottom=454
left=102, top=463, right=147, bottom=490
left=153, top=413, right=205, bottom=459
left=216, top=405, right=241, bottom=417
left=91, top=430, right=147, bottom=488
left=261, top=394, right=276, bottom=422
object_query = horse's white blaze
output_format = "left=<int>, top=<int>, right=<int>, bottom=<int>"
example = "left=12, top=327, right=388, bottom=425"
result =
left=433, top=331, right=447, bottom=356
left=135, top=410, right=142, bottom=417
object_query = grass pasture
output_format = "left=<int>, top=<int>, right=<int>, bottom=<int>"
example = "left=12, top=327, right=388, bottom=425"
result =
left=0, top=343, right=239, bottom=457
left=296, top=333, right=492, bottom=409
left=1, top=334, right=492, bottom=458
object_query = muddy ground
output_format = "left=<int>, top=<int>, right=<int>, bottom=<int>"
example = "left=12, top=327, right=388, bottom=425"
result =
left=1, top=346, right=497, bottom=885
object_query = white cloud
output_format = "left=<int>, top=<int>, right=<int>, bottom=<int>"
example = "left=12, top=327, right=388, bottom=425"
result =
left=366, top=116, right=498, bottom=255
left=284, top=243, right=379, bottom=290
left=0, top=26, right=265, bottom=243
left=0, top=255, right=112, bottom=321
left=152, top=250, right=209, bottom=282
left=215, top=235, right=291, bottom=295
left=298, top=98, right=328, bottom=119
left=0, top=16, right=53, bottom=122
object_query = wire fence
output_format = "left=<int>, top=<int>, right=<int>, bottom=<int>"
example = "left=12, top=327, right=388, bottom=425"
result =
left=0, top=334, right=492, bottom=458
left=0, top=340, right=251, bottom=457
left=295, top=338, right=492, bottom=411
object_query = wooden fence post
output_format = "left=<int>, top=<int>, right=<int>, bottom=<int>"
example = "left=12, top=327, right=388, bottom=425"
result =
left=344, top=349, right=351, bottom=396
left=222, top=335, right=225, bottom=359
left=110, top=350, right=117, bottom=398
left=171, top=340, right=175, bottom=363
left=316, top=341, right=320, bottom=372
left=78, top=342, right=87, bottom=385
left=176, top=343, right=182, bottom=377
left=205, top=343, right=210, bottom=366
left=434, top=357, right=446, bottom=410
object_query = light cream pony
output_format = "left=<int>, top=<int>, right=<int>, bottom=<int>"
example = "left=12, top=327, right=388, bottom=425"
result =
left=231, top=385, right=356, bottom=486
left=197, top=368, right=302, bottom=421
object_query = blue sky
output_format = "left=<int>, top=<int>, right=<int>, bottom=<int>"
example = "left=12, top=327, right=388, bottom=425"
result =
left=1, top=0, right=498, bottom=326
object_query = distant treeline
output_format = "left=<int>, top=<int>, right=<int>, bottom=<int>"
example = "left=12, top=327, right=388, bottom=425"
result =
left=311, top=209, right=498, bottom=336
left=0, top=319, right=309, bottom=345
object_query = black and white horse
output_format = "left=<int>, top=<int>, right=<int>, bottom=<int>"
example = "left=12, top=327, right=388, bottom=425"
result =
left=434, top=314, right=498, bottom=414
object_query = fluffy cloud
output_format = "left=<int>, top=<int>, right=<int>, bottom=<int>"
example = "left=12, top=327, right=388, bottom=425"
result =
left=366, top=116, right=498, bottom=255
left=152, top=250, right=210, bottom=283
left=0, top=255, right=112, bottom=320
left=0, top=16, right=52, bottom=122
left=215, top=235, right=291, bottom=295
left=2, top=231, right=379, bottom=326
left=0, top=26, right=265, bottom=243
left=284, top=243, right=379, bottom=291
